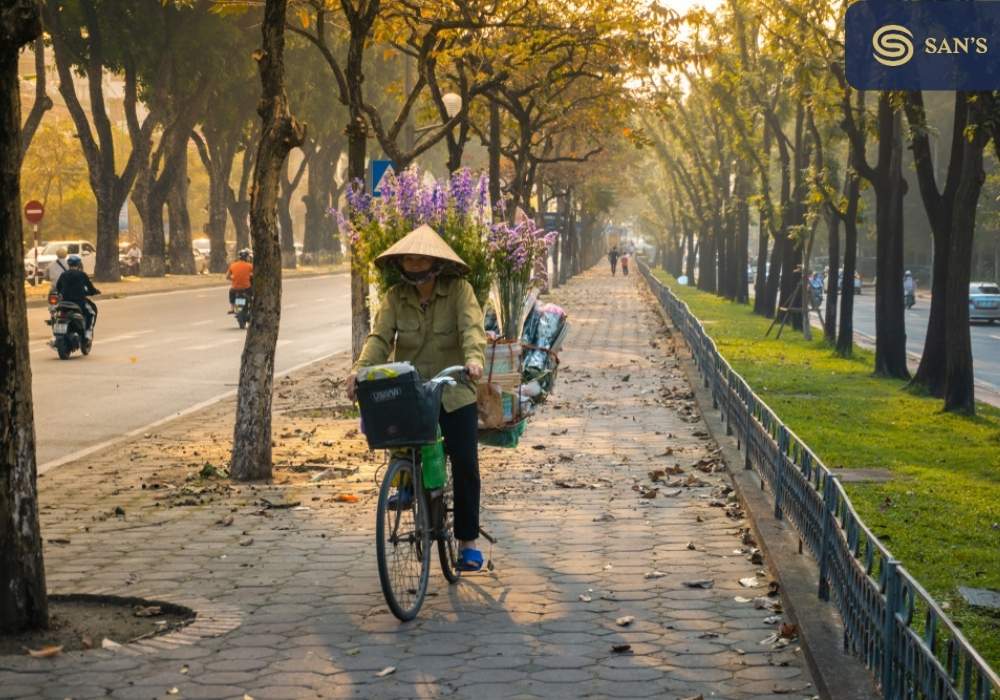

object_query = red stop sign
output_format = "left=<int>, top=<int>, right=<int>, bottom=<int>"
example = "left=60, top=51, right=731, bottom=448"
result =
left=24, top=200, right=44, bottom=224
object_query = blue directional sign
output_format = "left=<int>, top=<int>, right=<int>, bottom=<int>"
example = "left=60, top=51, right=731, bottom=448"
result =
left=371, top=159, right=396, bottom=198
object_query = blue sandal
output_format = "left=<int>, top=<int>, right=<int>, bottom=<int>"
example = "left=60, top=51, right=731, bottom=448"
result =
left=458, top=548, right=484, bottom=572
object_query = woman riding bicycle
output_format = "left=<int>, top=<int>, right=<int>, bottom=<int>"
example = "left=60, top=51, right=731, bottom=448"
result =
left=346, top=225, right=487, bottom=572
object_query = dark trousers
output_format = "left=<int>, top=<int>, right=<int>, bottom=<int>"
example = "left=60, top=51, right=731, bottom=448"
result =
left=610, top=259, right=618, bottom=275
left=439, top=402, right=480, bottom=542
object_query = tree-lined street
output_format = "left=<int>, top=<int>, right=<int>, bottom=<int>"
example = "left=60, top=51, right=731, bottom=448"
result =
left=2, top=0, right=998, bottom=694
left=28, top=274, right=349, bottom=469
left=847, top=296, right=1000, bottom=395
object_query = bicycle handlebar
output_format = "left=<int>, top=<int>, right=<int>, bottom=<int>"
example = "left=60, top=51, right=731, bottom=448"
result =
left=427, top=365, right=469, bottom=389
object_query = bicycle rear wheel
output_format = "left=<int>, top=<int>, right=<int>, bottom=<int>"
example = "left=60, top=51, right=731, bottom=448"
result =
left=437, top=472, right=461, bottom=584
left=376, top=458, right=431, bottom=621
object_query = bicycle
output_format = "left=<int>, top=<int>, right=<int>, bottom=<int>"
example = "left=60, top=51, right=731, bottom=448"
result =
left=356, top=364, right=468, bottom=621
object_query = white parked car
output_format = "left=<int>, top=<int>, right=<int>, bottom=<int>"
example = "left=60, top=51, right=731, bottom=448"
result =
left=969, top=282, right=1000, bottom=323
left=25, top=240, right=96, bottom=285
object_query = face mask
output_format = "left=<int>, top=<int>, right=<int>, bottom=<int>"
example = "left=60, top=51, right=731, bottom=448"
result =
left=399, top=264, right=438, bottom=286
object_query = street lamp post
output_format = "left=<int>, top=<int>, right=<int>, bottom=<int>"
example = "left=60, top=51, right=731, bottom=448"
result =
left=413, top=92, right=463, bottom=141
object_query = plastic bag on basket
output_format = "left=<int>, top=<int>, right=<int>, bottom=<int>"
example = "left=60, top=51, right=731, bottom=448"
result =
left=522, top=303, right=567, bottom=372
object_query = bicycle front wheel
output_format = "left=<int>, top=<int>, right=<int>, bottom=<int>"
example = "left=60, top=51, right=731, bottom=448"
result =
left=376, top=458, right=431, bottom=621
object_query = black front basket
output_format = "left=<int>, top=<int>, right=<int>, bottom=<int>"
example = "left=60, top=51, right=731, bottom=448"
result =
left=357, top=372, right=441, bottom=449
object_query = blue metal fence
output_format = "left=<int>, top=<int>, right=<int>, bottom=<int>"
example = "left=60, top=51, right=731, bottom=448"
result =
left=638, top=262, right=1000, bottom=700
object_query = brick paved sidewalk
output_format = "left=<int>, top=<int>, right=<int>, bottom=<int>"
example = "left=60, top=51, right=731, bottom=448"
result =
left=1, top=267, right=816, bottom=700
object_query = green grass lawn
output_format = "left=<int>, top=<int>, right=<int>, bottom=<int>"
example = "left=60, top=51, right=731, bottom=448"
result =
left=653, top=270, right=1000, bottom=672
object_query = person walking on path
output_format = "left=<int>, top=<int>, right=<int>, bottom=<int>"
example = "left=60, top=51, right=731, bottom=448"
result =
left=621, top=251, right=630, bottom=277
left=346, top=224, right=488, bottom=572
left=608, top=245, right=620, bottom=276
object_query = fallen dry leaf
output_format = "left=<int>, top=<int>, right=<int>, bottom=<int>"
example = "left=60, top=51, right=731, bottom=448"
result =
left=375, top=666, right=396, bottom=677
left=779, top=623, right=799, bottom=639
left=578, top=594, right=593, bottom=603
left=101, top=638, right=121, bottom=650
left=686, top=542, right=697, bottom=550
left=217, top=515, right=234, bottom=527
left=611, top=643, right=633, bottom=654
left=25, top=645, right=63, bottom=658
left=334, top=494, right=359, bottom=503
left=644, top=570, right=666, bottom=579
left=615, top=616, right=635, bottom=627
left=134, top=605, right=162, bottom=618
left=739, top=577, right=761, bottom=588
left=683, top=579, right=715, bottom=589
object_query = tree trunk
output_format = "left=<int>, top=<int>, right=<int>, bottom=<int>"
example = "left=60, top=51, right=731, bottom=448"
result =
left=488, top=96, right=501, bottom=215
left=230, top=0, right=305, bottom=482
left=92, top=180, right=122, bottom=281
left=20, top=36, right=51, bottom=160
left=824, top=205, right=840, bottom=343
left=228, top=136, right=256, bottom=253
left=194, top=128, right=235, bottom=274
left=763, top=232, right=784, bottom=316
left=137, top=169, right=167, bottom=277
left=942, top=98, right=990, bottom=414
left=873, top=103, right=910, bottom=379
left=684, top=227, right=696, bottom=281
left=1, top=0, right=48, bottom=633
left=303, top=140, right=339, bottom=260
left=347, top=120, right=369, bottom=359
left=278, top=150, right=309, bottom=270
left=167, top=147, right=196, bottom=275
left=735, top=166, right=749, bottom=304
left=753, top=218, right=768, bottom=314
left=837, top=192, right=859, bottom=357
left=904, top=91, right=963, bottom=397
left=697, top=232, right=716, bottom=292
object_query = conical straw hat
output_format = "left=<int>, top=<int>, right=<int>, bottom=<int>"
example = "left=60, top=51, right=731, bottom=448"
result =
left=374, top=224, right=469, bottom=272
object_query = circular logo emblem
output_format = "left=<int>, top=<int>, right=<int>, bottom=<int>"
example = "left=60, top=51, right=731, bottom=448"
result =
left=872, top=24, right=914, bottom=66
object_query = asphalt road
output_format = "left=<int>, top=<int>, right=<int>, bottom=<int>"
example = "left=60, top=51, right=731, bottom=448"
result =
left=28, top=274, right=351, bottom=471
left=839, top=293, right=1000, bottom=392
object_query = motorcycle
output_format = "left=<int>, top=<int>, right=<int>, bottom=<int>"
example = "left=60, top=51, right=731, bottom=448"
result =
left=46, top=292, right=93, bottom=360
left=234, top=290, right=252, bottom=329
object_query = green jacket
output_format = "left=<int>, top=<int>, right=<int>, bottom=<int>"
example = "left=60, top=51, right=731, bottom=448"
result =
left=353, top=275, right=487, bottom=412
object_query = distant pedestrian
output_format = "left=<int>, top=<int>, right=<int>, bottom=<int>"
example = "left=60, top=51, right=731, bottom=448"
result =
left=608, top=245, right=619, bottom=276
left=621, top=252, right=630, bottom=277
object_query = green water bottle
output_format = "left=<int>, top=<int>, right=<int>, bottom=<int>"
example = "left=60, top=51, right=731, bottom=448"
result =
left=421, top=431, right=446, bottom=490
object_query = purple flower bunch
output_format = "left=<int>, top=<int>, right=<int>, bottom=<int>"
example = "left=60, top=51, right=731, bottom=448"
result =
left=487, top=219, right=557, bottom=274
left=337, top=166, right=491, bottom=230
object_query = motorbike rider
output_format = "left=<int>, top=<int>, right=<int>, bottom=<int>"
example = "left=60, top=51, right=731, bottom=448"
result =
left=47, top=247, right=69, bottom=288
left=55, top=254, right=101, bottom=336
left=226, top=249, right=253, bottom=314
left=809, top=270, right=824, bottom=309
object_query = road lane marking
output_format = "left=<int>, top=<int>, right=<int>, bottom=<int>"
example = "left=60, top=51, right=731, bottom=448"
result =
left=192, top=319, right=214, bottom=327
left=100, top=330, right=155, bottom=345
left=38, top=349, right=347, bottom=475
left=184, top=337, right=243, bottom=351
left=285, top=303, right=299, bottom=309
left=991, top=334, right=1000, bottom=341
